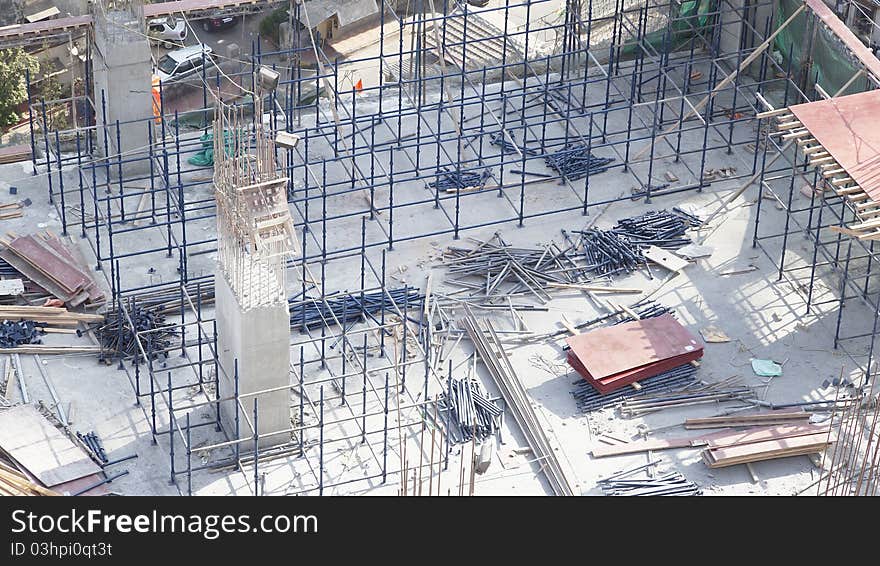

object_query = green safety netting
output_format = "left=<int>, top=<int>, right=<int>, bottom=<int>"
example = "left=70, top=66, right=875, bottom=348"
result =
left=773, top=0, right=871, bottom=97
left=620, top=0, right=717, bottom=57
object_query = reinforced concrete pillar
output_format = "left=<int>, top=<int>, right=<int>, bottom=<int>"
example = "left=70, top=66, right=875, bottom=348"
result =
left=215, top=272, right=291, bottom=447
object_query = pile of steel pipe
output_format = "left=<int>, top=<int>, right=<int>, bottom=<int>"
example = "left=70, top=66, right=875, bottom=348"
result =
left=576, top=229, right=647, bottom=276
left=543, top=143, right=614, bottom=180
left=442, top=235, right=576, bottom=302
left=77, top=430, right=108, bottom=464
left=612, top=299, right=676, bottom=325
left=620, top=377, right=756, bottom=417
left=464, top=312, right=576, bottom=496
left=289, top=287, right=422, bottom=329
left=598, top=466, right=701, bottom=496
left=572, top=364, right=699, bottom=413
left=437, top=378, right=503, bottom=444
left=119, top=280, right=215, bottom=316
left=427, top=168, right=491, bottom=191
left=611, top=209, right=700, bottom=250
left=95, top=302, right=178, bottom=363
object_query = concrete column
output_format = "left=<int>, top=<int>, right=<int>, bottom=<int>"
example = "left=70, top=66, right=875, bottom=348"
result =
left=215, top=271, right=291, bottom=447
left=92, top=14, right=153, bottom=175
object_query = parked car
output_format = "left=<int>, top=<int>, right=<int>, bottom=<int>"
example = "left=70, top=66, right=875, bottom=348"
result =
left=201, top=11, right=238, bottom=32
left=147, top=16, right=187, bottom=46
left=154, top=44, right=215, bottom=84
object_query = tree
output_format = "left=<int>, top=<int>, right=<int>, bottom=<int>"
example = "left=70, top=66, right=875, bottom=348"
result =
left=0, top=48, right=39, bottom=128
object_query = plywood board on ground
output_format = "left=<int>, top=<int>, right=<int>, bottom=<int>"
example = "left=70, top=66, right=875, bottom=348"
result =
left=565, top=314, right=702, bottom=381
left=0, top=405, right=100, bottom=487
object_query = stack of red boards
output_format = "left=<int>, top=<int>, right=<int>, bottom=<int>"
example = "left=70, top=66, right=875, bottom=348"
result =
left=565, top=314, right=703, bottom=394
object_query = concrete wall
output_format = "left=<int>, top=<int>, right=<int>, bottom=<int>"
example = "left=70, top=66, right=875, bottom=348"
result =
left=92, top=16, right=153, bottom=175
left=215, top=271, right=291, bottom=448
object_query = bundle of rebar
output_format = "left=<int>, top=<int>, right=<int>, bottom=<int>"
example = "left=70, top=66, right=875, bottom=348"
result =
left=598, top=467, right=701, bottom=496
left=119, top=280, right=215, bottom=316
left=543, top=143, right=614, bottom=180
left=619, top=376, right=755, bottom=417
left=612, top=299, right=676, bottom=324
left=576, top=228, right=647, bottom=276
left=464, top=312, right=577, bottom=496
left=289, top=287, right=422, bottom=329
left=95, top=302, right=179, bottom=363
left=0, top=320, right=42, bottom=348
left=572, top=363, right=699, bottom=413
left=437, top=378, right=503, bottom=444
left=427, top=168, right=491, bottom=191
left=611, top=209, right=700, bottom=250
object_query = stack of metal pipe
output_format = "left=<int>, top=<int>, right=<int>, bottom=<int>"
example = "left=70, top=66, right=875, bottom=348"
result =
left=289, top=288, right=422, bottom=329
left=543, top=143, right=614, bottom=180
left=572, top=363, right=699, bottom=413
left=611, top=209, right=700, bottom=250
left=428, top=168, right=491, bottom=191
left=598, top=464, right=701, bottom=496
left=437, top=378, right=503, bottom=444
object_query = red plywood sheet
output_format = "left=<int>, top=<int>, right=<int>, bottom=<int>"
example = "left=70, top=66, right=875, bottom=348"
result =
left=789, top=90, right=880, bottom=201
left=7, top=235, right=87, bottom=293
left=565, top=314, right=702, bottom=380
left=567, top=350, right=701, bottom=394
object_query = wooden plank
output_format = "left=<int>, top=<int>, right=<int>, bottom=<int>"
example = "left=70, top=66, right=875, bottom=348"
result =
left=0, top=405, right=100, bottom=487
left=0, top=249, right=86, bottom=306
left=0, top=345, right=101, bottom=354
left=590, top=436, right=697, bottom=458
left=701, top=423, right=830, bottom=448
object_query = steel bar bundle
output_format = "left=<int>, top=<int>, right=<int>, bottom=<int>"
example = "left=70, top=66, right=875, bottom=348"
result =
left=77, top=431, right=108, bottom=464
left=620, top=378, right=755, bottom=417
left=436, top=377, right=503, bottom=444
left=427, top=168, right=491, bottom=191
left=572, top=363, right=699, bottom=413
left=598, top=467, right=702, bottom=496
left=289, top=287, right=422, bottom=329
left=120, top=281, right=215, bottom=316
left=575, top=229, right=648, bottom=276
left=543, top=144, right=614, bottom=180
left=464, top=312, right=576, bottom=496
left=611, top=209, right=700, bottom=250
left=441, top=235, right=576, bottom=302
left=95, top=301, right=179, bottom=363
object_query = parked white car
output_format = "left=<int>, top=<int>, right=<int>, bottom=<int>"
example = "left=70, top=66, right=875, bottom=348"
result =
left=147, top=17, right=187, bottom=45
left=154, top=44, right=215, bottom=84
